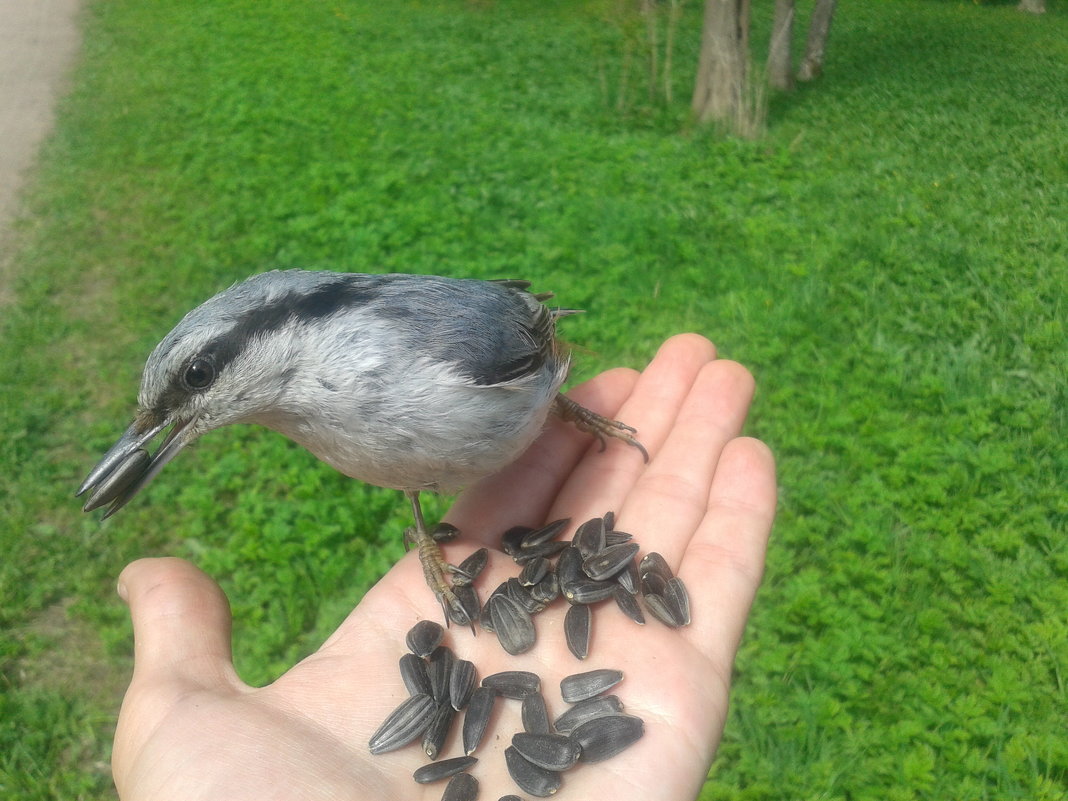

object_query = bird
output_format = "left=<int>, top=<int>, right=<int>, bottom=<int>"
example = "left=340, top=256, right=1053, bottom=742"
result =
left=77, top=269, right=647, bottom=624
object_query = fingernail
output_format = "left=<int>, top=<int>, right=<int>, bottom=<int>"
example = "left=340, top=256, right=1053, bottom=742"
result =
left=116, top=578, right=129, bottom=603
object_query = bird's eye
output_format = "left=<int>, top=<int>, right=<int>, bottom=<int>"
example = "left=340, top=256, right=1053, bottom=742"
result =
left=183, top=357, right=216, bottom=391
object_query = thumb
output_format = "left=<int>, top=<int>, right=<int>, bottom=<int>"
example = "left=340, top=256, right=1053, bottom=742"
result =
left=117, top=557, right=239, bottom=692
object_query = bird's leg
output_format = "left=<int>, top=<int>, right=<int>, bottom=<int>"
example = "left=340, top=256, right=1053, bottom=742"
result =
left=553, top=393, right=650, bottom=463
left=403, top=490, right=472, bottom=628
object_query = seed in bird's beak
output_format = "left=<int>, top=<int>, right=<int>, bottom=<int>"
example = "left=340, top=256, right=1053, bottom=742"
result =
left=406, top=620, right=445, bottom=657
left=80, top=448, right=151, bottom=512
left=570, top=713, right=645, bottom=763
left=560, top=669, right=624, bottom=703
left=367, top=693, right=436, bottom=755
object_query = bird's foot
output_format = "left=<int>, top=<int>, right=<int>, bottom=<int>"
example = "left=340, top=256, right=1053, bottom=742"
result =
left=553, top=393, right=650, bottom=463
left=405, top=524, right=477, bottom=631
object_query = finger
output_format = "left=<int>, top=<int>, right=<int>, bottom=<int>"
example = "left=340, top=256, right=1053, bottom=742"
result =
left=446, top=367, right=639, bottom=542
left=618, top=359, right=756, bottom=568
left=681, top=437, right=777, bottom=670
left=547, top=333, right=718, bottom=522
left=118, top=557, right=240, bottom=692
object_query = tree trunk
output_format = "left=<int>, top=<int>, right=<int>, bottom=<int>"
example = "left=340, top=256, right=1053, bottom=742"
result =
left=692, top=0, right=751, bottom=125
left=798, top=0, right=836, bottom=82
left=767, top=0, right=795, bottom=91
left=1017, top=0, right=1046, bottom=12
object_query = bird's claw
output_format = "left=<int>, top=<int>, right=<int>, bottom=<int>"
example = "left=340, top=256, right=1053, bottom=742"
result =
left=553, top=394, right=650, bottom=463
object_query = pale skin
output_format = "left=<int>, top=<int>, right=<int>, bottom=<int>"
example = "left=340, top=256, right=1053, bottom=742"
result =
left=112, top=333, right=777, bottom=801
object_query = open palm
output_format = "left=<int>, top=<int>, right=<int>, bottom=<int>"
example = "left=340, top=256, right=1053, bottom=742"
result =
left=112, top=334, right=776, bottom=801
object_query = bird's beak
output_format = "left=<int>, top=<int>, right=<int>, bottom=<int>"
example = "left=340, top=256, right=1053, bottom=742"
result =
left=76, top=411, right=198, bottom=518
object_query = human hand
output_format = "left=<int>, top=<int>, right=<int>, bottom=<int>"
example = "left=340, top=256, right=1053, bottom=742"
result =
left=111, top=333, right=777, bottom=801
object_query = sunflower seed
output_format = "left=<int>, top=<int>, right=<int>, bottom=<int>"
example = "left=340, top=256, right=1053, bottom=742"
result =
left=462, top=686, right=496, bottom=755
left=500, top=525, right=533, bottom=558
left=512, top=731, right=581, bottom=771
left=489, top=593, right=536, bottom=655
left=422, top=702, right=456, bottom=759
left=612, top=585, right=645, bottom=624
left=640, top=571, right=669, bottom=598
left=514, top=539, right=569, bottom=563
left=572, top=516, right=606, bottom=558
left=504, top=745, right=563, bottom=798
left=604, top=530, right=633, bottom=546
left=665, top=576, right=691, bottom=625
left=560, top=669, right=624, bottom=703
left=432, top=522, right=462, bottom=543
left=481, top=670, right=541, bottom=699
left=639, top=552, right=673, bottom=583
left=400, top=653, right=433, bottom=696
left=552, top=695, right=624, bottom=734
left=368, top=693, right=436, bottom=754
left=518, top=556, right=551, bottom=587
left=428, top=646, right=455, bottom=703
left=570, top=713, right=645, bottom=762
left=480, top=581, right=509, bottom=633
left=498, top=796, right=524, bottom=801
left=449, top=659, right=477, bottom=711
left=413, top=755, right=478, bottom=784
left=602, top=510, right=616, bottom=531
left=528, top=570, right=559, bottom=605
left=564, top=603, right=591, bottom=660
left=441, top=771, right=479, bottom=801
left=522, top=692, right=551, bottom=735
left=453, top=548, right=489, bottom=586
left=562, top=578, right=616, bottom=605
left=556, top=545, right=585, bottom=588
left=505, top=577, right=544, bottom=615
left=81, top=448, right=151, bottom=512
left=582, top=542, right=640, bottom=581
left=643, top=592, right=682, bottom=628
left=520, top=517, right=570, bottom=549
left=616, top=558, right=640, bottom=595
left=406, top=620, right=445, bottom=657
left=453, top=584, right=482, bottom=627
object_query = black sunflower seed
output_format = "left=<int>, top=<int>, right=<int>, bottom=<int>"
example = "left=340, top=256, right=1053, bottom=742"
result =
left=602, top=510, right=616, bottom=531
left=461, top=686, right=496, bottom=755
left=528, top=570, right=559, bottom=605
left=520, top=517, right=570, bottom=549
left=604, top=530, right=633, bottom=546
left=428, top=646, right=455, bottom=703
left=453, top=585, right=482, bottom=628
left=616, top=558, right=640, bottom=595
left=413, top=755, right=478, bottom=784
left=500, top=525, right=533, bottom=557
left=504, top=745, right=563, bottom=798
left=368, top=693, right=436, bottom=755
left=480, top=581, right=509, bottom=633
left=582, top=542, right=640, bottom=581
left=612, top=585, right=645, bottom=624
left=489, top=593, right=536, bottom=655
left=449, top=659, right=477, bottom=711
left=518, top=556, right=551, bottom=587
left=505, top=577, right=544, bottom=615
left=432, top=522, right=462, bottom=543
left=572, top=516, right=607, bottom=559
left=514, top=539, right=570, bottom=563
left=453, top=548, right=489, bottom=586
left=552, top=695, right=624, bottom=735
left=422, top=702, right=456, bottom=760
left=406, top=620, right=445, bottom=657
left=556, top=545, right=585, bottom=588
left=521, top=692, right=551, bottom=735
left=399, top=653, right=433, bottom=696
left=481, top=670, right=541, bottom=699
left=643, top=592, right=682, bottom=628
left=570, top=713, right=645, bottom=762
left=563, top=578, right=616, bottom=605
left=639, top=552, right=673, bottom=583
left=512, top=731, right=581, bottom=772
left=441, top=771, right=479, bottom=801
left=498, top=796, right=524, bottom=801
left=81, top=448, right=151, bottom=511
left=564, top=603, right=591, bottom=660
left=560, top=669, right=624, bottom=703
left=640, top=571, right=669, bottom=598
left=665, top=576, right=691, bottom=625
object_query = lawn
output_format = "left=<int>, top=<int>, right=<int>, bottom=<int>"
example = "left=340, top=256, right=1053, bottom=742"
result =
left=1, top=0, right=1065, bottom=798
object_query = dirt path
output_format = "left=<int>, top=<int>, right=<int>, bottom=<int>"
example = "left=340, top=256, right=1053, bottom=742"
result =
left=0, top=0, right=83, bottom=279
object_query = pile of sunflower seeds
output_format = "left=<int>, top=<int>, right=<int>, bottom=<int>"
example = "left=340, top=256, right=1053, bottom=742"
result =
left=369, top=620, right=645, bottom=800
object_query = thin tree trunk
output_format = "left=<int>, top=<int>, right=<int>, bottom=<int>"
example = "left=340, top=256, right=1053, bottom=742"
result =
left=767, top=0, right=795, bottom=91
left=664, top=0, right=683, bottom=103
left=692, top=0, right=750, bottom=124
left=798, top=0, right=836, bottom=82
left=642, top=0, right=659, bottom=101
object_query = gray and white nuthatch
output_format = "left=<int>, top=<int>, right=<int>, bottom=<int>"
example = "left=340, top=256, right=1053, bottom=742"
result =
left=77, top=270, right=647, bottom=621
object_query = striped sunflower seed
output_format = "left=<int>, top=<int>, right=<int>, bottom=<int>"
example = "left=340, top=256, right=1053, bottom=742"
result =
left=521, top=692, right=551, bottom=735
left=665, top=576, right=691, bottom=625
left=480, top=581, right=509, bottom=633
left=552, top=695, right=624, bottom=735
left=367, top=693, right=436, bottom=755
left=406, top=620, right=445, bottom=658
left=562, top=578, right=616, bottom=605
left=612, top=585, right=645, bottom=624
left=514, top=539, right=569, bottom=563
left=481, top=670, right=541, bottom=699
left=428, top=646, right=455, bottom=703
left=564, top=602, right=591, bottom=660
left=453, top=547, right=489, bottom=586
left=572, top=516, right=606, bottom=558
left=505, top=577, right=545, bottom=615
left=452, top=584, right=481, bottom=628
left=413, top=755, right=478, bottom=784
left=638, top=552, right=673, bottom=583
left=431, top=522, right=461, bottom=543
left=399, top=652, right=433, bottom=696
left=462, top=686, right=496, bottom=755
left=604, top=530, right=633, bottom=546
left=519, top=517, right=569, bottom=549
left=643, top=592, right=682, bottom=628
left=512, top=732, right=581, bottom=772
left=441, top=771, right=479, bottom=801
left=556, top=545, right=585, bottom=588
left=528, top=570, right=559, bottom=605
left=518, top=556, right=551, bottom=587
left=560, top=668, right=623, bottom=703
left=449, top=658, right=477, bottom=711
left=500, top=525, right=533, bottom=558
left=81, top=448, right=151, bottom=512
left=582, top=542, right=640, bottom=581
left=570, top=713, right=645, bottom=762
left=422, top=702, right=456, bottom=760
left=504, top=745, right=563, bottom=798
left=616, top=559, right=640, bottom=595
left=489, top=593, right=536, bottom=655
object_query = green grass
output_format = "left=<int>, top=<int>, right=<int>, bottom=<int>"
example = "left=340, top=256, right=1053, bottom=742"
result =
left=2, top=0, right=1065, bottom=798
